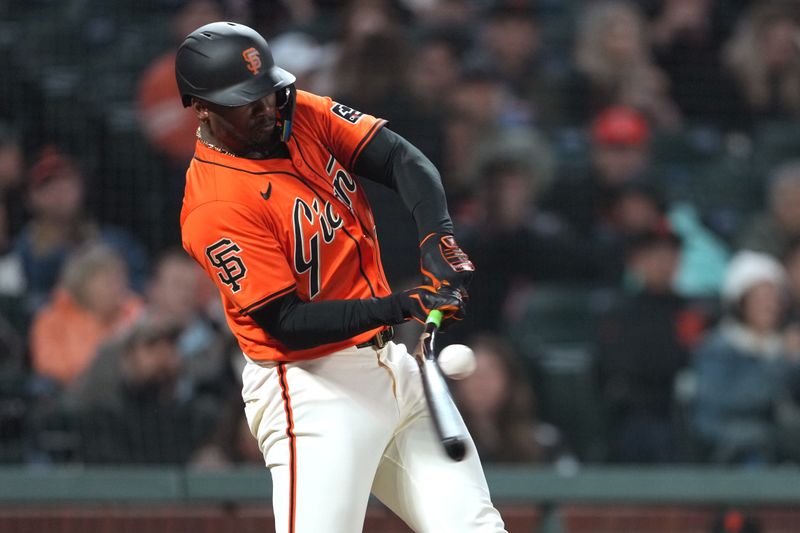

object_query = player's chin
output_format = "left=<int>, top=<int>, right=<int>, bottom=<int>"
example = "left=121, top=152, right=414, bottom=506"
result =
left=251, top=122, right=276, bottom=143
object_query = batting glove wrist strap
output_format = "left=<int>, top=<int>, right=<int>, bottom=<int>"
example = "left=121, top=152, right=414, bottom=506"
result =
left=419, top=232, right=475, bottom=290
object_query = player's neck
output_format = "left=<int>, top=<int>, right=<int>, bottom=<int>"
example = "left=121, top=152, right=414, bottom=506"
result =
left=198, top=124, right=281, bottom=160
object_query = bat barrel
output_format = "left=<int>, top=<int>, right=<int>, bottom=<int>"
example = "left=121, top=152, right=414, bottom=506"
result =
left=442, top=437, right=467, bottom=461
left=420, top=358, right=468, bottom=462
left=418, top=307, right=469, bottom=462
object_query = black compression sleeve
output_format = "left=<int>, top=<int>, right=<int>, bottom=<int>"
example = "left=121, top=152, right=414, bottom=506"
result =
left=249, top=292, right=407, bottom=350
left=353, top=127, right=454, bottom=239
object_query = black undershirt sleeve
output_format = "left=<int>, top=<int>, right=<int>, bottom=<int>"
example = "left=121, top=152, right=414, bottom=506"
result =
left=353, top=127, right=454, bottom=239
left=249, top=292, right=407, bottom=351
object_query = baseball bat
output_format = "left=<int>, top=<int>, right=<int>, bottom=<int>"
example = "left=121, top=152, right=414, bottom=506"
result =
left=412, top=308, right=468, bottom=461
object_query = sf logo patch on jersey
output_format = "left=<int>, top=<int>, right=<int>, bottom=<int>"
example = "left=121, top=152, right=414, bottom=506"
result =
left=331, top=103, right=364, bottom=124
left=206, top=238, right=247, bottom=292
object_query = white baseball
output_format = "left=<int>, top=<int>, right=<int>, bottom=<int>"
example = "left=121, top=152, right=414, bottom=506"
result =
left=437, top=344, right=476, bottom=380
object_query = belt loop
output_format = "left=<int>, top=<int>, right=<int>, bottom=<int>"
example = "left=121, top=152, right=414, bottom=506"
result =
left=375, top=328, right=388, bottom=349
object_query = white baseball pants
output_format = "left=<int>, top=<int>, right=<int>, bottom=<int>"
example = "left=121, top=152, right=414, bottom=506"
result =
left=242, top=341, right=506, bottom=533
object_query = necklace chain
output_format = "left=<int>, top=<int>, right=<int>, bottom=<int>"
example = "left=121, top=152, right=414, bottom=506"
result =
left=196, top=127, right=238, bottom=157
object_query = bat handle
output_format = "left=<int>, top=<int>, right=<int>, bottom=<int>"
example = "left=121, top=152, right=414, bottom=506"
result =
left=426, top=309, right=444, bottom=328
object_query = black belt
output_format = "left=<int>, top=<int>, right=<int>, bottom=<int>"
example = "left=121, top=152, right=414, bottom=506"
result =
left=356, top=327, right=394, bottom=349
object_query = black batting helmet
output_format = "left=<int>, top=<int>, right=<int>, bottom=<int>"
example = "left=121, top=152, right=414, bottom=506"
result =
left=175, top=22, right=297, bottom=140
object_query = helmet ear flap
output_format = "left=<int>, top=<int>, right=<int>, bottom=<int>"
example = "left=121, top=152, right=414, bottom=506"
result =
left=277, top=85, right=297, bottom=142
left=276, top=86, right=290, bottom=108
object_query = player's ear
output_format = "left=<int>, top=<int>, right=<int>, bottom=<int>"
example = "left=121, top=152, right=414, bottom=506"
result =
left=192, top=98, right=209, bottom=121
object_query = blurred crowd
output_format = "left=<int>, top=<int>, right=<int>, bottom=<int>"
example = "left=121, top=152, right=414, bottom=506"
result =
left=3, top=0, right=800, bottom=468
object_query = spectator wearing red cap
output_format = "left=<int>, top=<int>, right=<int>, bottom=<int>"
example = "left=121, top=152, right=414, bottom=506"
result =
left=592, top=106, right=652, bottom=185
left=546, top=129, right=731, bottom=291
left=13, top=146, right=149, bottom=315
left=544, top=106, right=653, bottom=271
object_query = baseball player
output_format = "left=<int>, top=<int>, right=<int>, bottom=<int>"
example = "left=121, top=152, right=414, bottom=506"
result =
left=176, top=22, right=506, bottom=533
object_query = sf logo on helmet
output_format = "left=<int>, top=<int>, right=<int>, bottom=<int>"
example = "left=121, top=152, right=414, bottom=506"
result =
left=206, top=238, right=247, bottom=292
left=242, top=47, right=262, bottom=75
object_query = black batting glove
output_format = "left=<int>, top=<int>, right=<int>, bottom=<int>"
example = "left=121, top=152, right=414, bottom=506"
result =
left=400, top=285, right=466, bottom=324
left=419, top=232, right=475, bottom=292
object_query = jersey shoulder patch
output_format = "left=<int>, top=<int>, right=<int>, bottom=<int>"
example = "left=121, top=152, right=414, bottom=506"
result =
left=330, top=103, right=364, bottom=124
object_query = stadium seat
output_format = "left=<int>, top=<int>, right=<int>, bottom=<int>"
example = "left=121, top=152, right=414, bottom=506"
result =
left=752, top=120, right=800, bottom=174
left=508, top=283, right=614, bottom=348
left=507, top=284, right=617, bottom=460
left=524, top=343, right=607, bottom=462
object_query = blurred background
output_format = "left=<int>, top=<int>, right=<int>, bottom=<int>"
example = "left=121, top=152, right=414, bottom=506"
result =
left=2, top=0, right=800, bottom=531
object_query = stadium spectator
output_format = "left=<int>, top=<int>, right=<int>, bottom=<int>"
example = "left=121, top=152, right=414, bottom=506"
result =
left=0, top=311, right=22, bottom=380
left=723, top=2, right=800, bottom=125
left=545, top=106, right=653, bottom=243
left=595, top=180, right=729, bottom=294
left=137, top=0, right=225, bottom=164
left=450, top=334, right=569, bottom=463
left=738, top=161, right=800, bottom=259
left=690, top=251, right=797, bottom=464
left=650, top=0, right=741, bottom=126
left=566, top=0, right=682, bottom=129
left=778, top=239, right=800, bottom=463
left=0, top=122, right=25, bottom=237
left=190, top=393, right=264, bottom=469
left=407, top=27, right=464, bottom=114
left=145, top=248, right=237, bottom=399
left=458, top=129, right=591, bottom=332
left=442, top=66, right=530, bottom=204
left=333, top=0, right=409, bottom=107
left=0, top=310, right=25, bottom=462
left=270, top=32, right=332, bottom=95
left=547, top=108, right=729, bottom=288
left=595, top=223, right=707, bottom=463
left=335, top=27, right=444, bottom=166
left=781, top=238, right=800, bottom=363
left=783, top=239, right=800, bottom=316
left=14, top=146, right=149, bottom=314
left=0, top=202, right=26, bottom=306
left=405, top=25, right=466, bottom=168
left=476, top=2, right=540, bottom=94
left=29, top=244, right=142, bottom=386
left=0, top=124, right=27, bottom=332
left=471, top=1, right=563, bottom=127
left=410, top=0, right=477, bottom=27
left=64, top=316, right=218, bottom=464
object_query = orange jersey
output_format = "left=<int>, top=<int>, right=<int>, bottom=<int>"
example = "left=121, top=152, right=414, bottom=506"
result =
left=181, top=91, right=392, bottom=362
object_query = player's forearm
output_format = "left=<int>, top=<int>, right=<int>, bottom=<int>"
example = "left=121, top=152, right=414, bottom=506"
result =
left=354, top=128, right=454, bottom=239
left=250, top=292, right=408, bottom=350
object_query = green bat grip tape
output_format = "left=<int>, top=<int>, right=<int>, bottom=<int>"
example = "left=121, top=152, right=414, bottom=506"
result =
left=426, top=309, right=443, bottom=328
